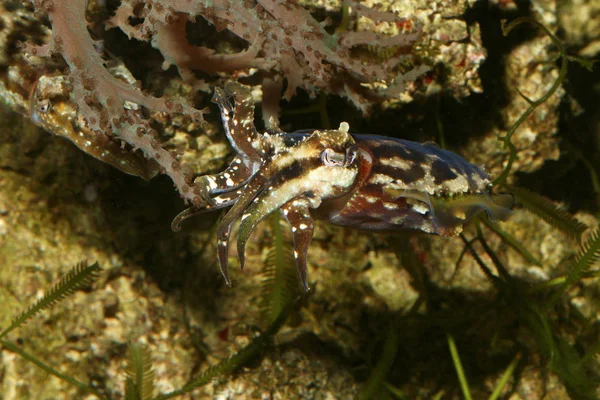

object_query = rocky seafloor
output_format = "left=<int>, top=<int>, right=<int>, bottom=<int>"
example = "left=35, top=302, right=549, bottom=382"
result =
left=0, top=0, right=598, bottom=399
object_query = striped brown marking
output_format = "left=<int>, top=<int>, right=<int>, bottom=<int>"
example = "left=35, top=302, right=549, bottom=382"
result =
left=353, top=134, right=492, bottom=196
left=431, top=159, right=459, bottom=184
left=271, top=159, right=307, bottom=183
left=371, top=141, right=428, bottom=166
left=372, top=162, right=426, bottom=185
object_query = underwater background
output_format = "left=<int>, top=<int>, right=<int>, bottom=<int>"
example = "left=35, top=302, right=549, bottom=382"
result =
left=0, top=0, right=598, bottom=399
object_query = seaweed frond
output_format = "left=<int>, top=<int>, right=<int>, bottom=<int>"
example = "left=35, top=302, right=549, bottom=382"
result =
left=0, top=338, right=105, bottom=398
left=125, top=343, right=155, bottom=400
left=494, top=17, right=594, bottom=187
left=0, top=260, right=101, bottom=339
left=0, top=260, right=104, bottom=398
left=566, top=228, right=600, bottom=284
left=508, top=186, right=586, bottom=242
left=481, top=218, right=542, bottom=266
left=546, top=227, right=600, bottom=304
left=260, top=211, right=300, bottom=326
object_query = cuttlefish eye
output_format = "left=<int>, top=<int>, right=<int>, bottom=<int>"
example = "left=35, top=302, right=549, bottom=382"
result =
left=320, top=148, right=346, bottom=166
left=37, top=99, right=51, bottom=114
left=32, top=98, right=51, bottom=125
left=345, top=147, right=357, bottom=166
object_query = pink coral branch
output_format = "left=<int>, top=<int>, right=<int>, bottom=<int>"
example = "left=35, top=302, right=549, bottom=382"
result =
left=28, top=0, right=209, bottom=204
left=109, top=0, right=426, bottom=110
left=29, top=0, right=207, bottom=133
left=153, top=13, right=265, bottom=75
left=25, top=0, right=430, bottom=204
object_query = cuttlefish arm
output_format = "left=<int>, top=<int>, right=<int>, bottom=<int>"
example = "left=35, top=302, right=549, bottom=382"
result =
left=194, top=154, right=253, bottom=204
left=216, top=173, right=266, bottom=286
left=281, top=198, right=315, bottom=291
left=171, top=190, right=240, bottom=232
left=212, top=82, right=264, bottom=163
left=235, top=195, right=316, bottom=291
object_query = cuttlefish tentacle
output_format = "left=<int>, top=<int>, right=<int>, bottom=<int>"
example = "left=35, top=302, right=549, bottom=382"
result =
left=212, top=83, right=263, bottom=162
left=281, top=198, right=314, bottom=291
left=216, top=173, right=267, bottom=285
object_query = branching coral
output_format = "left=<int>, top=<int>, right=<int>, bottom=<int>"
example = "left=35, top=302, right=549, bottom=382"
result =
left=107, top=0, right=424, bottom=109
left=22, top=0, right=428, bottom=207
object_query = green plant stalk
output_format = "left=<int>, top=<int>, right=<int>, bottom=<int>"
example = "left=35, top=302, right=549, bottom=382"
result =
left=0, top=338, right=105, bottom=399
left=447, top=334, right=473, bottom=400
left=432, top=391, right=447, bottom=400
left=459, top=234, right=504, bottom=291
left=336, top=1, right=351, bottom=34
left=266, top=211, right=290, bottom=324
left=260, top=211, right=298, bottom=327
left=481, top=218, right=541, bottom=266
left=126, top=378, right=138, bottom=400
left=494, top=18, right=568, bottom=188
left=494, top=17, right=594, bottom=187
left=383, top=382, right=409, bottom=400
left=528, top=276, right=567, bottom=293
left=358, top=324, right=399, bottom=400
left=494, top=60, right=567, bottom=187
left=488, top=353, right=521, bottom=400
left=476, top=222, right=512, bottom=283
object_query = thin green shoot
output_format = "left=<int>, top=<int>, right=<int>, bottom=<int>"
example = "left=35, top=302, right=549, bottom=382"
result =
left=494, top=17, right=594, bottom=187
left=488, top=353, right=521, bottom=400
left=447, top=334, right=472, bottom=400
left=0, top=338, right=104, bottom=399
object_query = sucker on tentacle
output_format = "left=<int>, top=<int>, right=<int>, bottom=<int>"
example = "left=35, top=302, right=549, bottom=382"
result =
left=174, top=84, right=512, bottom=291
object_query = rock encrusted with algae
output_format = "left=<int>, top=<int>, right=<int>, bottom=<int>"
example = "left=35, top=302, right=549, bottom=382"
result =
left=0, top=0, right=598, bottom=399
